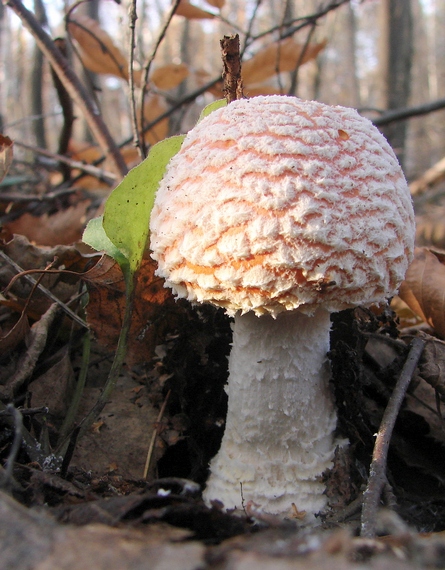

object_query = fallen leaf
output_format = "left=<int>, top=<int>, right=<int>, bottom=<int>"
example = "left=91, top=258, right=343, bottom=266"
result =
left=2, top=303, right=59, bottom=399
left=82, top=255, right=184, bottom=365
left=151, top=63, right=189, bottom=90
left=205, top=0, right=224, bottom=7
left=417, top=336, right=445, bottom=400
left=29, top=350, right=75, bottom=418
left=0, top=133, right=13, bottom=183
left=67, top=14, right=129, bottom=80
left=242, top=38, right=326, bottom=85
left=398, top=247, right=445, bottom=337
left=4, top=199, right=92, bottom=246
left=175, top=0, right=215, bottom=19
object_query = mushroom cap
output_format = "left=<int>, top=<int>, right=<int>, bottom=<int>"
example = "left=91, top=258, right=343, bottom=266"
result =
left=150, top=95, right=415, bottom=316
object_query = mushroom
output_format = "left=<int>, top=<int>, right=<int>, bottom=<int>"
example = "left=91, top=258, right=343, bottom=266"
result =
left=149, top=95, right=415, bottom=520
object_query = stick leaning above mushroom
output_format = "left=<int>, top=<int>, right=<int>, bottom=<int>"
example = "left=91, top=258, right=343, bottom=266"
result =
left=150, top=95, right=415, bottom=521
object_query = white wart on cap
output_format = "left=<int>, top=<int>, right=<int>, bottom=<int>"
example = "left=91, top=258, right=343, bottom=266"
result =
left=150, top=95, right=415, bottom=317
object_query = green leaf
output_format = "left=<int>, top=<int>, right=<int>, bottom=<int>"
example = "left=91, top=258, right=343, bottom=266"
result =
left=83, top=216, right=129, bottom=273
left=198, top=99, right=227, bottom=123
left=101, top=134, right=185, bottom=274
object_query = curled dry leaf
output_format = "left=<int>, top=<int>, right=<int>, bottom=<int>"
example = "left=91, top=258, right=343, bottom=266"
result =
left=398, top=247, right=445, bottom=337
left=67, top=14, right=128, bottom=80
left=82, top=255, right=184, bottom=365
left=417, top=335, right=445, bottom=400
left=416, top=208, right=445, bottom=250
left=4, top=199, right=91, bottom=247
left=175, top=0, right=215, bottom=19
left=0, top=134, right=13, bottom=183
left=242, top=38, right=327, bottom=85
left=151, top=63, right=189, bottom=90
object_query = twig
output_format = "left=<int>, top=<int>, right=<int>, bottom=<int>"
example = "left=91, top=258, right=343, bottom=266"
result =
left=128, top=0, right=142, bottom=160
left=143, top=389, right=171, bottom=479
left=373, top=97, right=445, bottom=127
left=14, top=141, right=116, bottom=183
left=360, top=336, right=426, bottom=538
left=220, top=35, right=244, bottom=103
left=249, top=0, right=350, bottom=43
left=3, top=0, right=128, bottom=179
left=0, top=250, right=88, bottom=329
left=0, top=401, right=48, bottom=465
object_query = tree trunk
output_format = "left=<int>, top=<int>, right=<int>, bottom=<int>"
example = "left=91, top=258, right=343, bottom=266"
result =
left=378, top=0, right=413, bottom=168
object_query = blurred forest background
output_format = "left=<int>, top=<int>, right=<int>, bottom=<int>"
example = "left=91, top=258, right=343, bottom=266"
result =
left=1, top=0, right=445, bottom=233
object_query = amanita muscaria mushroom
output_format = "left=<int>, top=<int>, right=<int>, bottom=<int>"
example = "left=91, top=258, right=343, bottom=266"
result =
left=149, top=95, right=415, bottom=520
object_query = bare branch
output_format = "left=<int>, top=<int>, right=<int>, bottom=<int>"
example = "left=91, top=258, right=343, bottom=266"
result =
left=373, top=97, right=445, bottom=127
left=360, top=336, right=426, bottom=538
left=3, top=0, right=128, bottom=179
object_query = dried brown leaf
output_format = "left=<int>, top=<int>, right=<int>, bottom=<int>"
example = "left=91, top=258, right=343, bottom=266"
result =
left=399, top=247, right=445, bottom=337
left=175, top=0, right=215, bottom=19
left=0, top=133, right=13, bottom=183
left=67, top=14, right=128, bottom=80
left=204, top=0, right=225, bottom=7
left=141, top=94, right=169, bottom=146
left=4, top=199, right=91, bottom=246
left=82, top=255, right=184, bottom=365
left=0, top=310, right=30, bottom=355
left=3, top=303, right=59, bottom=398
left=29, top=350, right=75, bottom=418
left=417, top=336, right=445, bottom=399
left=151, top=63, right=189, bottom=90
left=242, top=38, right=327, bottom=85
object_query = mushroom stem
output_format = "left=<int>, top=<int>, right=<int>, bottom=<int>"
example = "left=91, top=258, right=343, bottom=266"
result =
left=203, top=308, right=337, bottom=519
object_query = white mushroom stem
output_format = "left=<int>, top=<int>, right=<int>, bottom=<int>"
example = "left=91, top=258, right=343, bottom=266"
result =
left=203, top=308, right=337, bottom=519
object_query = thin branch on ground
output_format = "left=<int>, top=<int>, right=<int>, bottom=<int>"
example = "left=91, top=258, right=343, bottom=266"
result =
left=143, top=389, right=171, bottom=479
left=360, top=336, right=426, bottom=538
left=0, top=250, right=88, bottom=329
